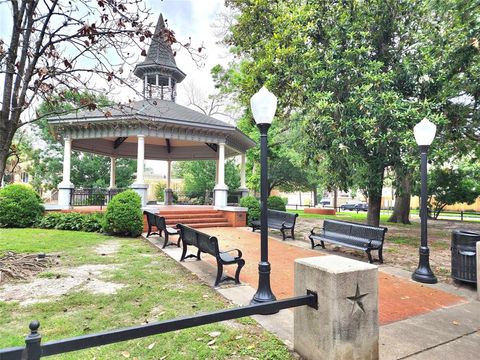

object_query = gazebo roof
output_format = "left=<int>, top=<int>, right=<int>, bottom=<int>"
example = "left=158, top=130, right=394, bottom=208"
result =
left=48, top=98, right=256, bottom=161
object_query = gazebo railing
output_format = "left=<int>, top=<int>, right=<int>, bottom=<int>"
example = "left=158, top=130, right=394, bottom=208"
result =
left=70, top=188, right=126, bottom=207
left=173, top=191, right=243, bottom=206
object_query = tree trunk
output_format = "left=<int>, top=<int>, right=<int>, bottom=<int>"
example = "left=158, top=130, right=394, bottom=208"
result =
left=312, top=187, right=318, bottom=206
left=388, top=175, right=412, bottom=224
left=367, top=193, right=382, bottom=227
left=333, top=188, right=338, bottom=210
left=0, top=124, right=14, bottom=182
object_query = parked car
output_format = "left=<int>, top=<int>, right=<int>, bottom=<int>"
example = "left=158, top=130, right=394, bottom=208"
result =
left=340, top=202, right=368, bottom=211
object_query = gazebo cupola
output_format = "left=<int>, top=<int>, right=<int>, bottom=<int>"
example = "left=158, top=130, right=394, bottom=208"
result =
left=134, top=14, right=186, bottom=102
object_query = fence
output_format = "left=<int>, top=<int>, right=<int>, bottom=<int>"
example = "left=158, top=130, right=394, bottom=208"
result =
left=174, top=191, right=243, bottom=206
left=70, top=188, right=126, bottom=207
left=0, top=292, right=317, bottom=360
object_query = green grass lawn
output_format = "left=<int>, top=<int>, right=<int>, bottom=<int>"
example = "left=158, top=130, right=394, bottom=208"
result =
left=287, top=209, right=395, bottom=225
left=0, top=229, right=293, bottom=359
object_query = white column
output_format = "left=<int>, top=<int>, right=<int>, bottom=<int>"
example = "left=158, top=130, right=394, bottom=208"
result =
left=62, top=137, right=72, bottom=185
left=214, top=143, right=228, bottom=207
left=239, top=153, right=249, bottom=197
left=164, top=160, right=173, bottom=205
left=58, top=137, right=74, bottom=208
left=109, top=157, right=116, bottom=189
left=215, top=160, right=219, bottom=184
left=136, top=135, right=145, bottom=184
left=131, top=134, right=148, bottom=206
left=167, top=160, right=171, bottom=189
left=218, top=143, right=225, bottom=186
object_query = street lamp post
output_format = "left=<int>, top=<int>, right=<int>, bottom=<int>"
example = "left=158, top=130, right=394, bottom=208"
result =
left=412, top=118, right=438, bottom=284
left=250, top=86, right=277, bottom=304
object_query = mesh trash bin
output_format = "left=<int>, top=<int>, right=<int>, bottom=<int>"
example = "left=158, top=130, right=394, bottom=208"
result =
left=451, top=230, right=480, bottom=283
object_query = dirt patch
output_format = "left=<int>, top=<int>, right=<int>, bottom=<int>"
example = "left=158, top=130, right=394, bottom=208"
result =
left=0, top=264, right=125, bottom=305
left=95, top=241, right=122, bottom=256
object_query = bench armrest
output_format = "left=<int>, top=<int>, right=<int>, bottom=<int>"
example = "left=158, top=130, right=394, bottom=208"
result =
left=310, top=226, right=323, bottom=236
left=222, top=248, right=243, bottom=259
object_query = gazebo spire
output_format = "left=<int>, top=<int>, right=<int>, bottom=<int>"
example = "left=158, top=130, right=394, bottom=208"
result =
left=133, top=13, right=186, bottom=102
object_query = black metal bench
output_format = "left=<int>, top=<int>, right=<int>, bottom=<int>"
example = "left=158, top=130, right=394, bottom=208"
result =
left=309, top=219, right=388, bottom=263
left=177, top=224, right=245, bottom=286
left=251, top=209, right=299, bottom=241
left=144, top=211, right=161, bottom=237
left=144, top=211, right=181, bottom=249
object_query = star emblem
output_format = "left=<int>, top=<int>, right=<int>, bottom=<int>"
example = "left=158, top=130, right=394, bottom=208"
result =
left=347, top=284, right=368, bottom=314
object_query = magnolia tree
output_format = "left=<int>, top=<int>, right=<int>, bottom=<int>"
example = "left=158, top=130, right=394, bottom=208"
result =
left=0, top=0, right=202, bottom=181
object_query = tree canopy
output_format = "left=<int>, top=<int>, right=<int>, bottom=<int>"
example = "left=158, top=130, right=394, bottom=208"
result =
left=221, top=0, right=478, bottom=225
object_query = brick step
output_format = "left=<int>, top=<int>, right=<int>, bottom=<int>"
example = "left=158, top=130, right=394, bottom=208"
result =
left=160, top=209, right=219, bottom=215
left=162, top=213, right=224, bottom=220
left=183, top=222, right=231, bottom=228
left=166, top=217, right=229, bottom=225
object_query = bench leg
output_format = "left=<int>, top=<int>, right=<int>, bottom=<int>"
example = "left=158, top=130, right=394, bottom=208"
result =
left=366, top=249, right=373, bottom=264
left=180, top=244, right=188, bottom=262
left=291, top=228, right=295, bottom=240
left=146, top=224, right=152, bottom=237
left=176, top=235, right=182, bottom=247
left=235, top=259, right=245, bottom=284
left=197, top=249, right=201, bottom=261
left=215, top=262, right=223, bottom=287
left=281, top=229, right=286, bottom=241
left=162, top=232, right=169, bottom=249
left=378, top=248, right=384, bottom=264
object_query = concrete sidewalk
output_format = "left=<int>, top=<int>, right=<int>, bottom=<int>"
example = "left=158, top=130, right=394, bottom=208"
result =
left=144, top=230, right=479, bottom=360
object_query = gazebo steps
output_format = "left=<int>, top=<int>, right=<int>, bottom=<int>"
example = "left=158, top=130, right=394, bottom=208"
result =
left=159, top=209, right=232, bottom=228
left=178, top=222, right=231, bottom=229
left=162, top=213, right=225, bottom=220
left=165, top=218, right=226, bottom=226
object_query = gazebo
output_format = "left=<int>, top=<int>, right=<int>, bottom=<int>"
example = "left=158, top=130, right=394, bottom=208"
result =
left=48, top=14, right=255, bottom=209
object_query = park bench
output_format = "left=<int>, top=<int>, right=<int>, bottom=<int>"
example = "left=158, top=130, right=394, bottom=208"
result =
left=144, top=210, right=161, bottom=237
left=144, top=211, right=181, bottom=249
left=251, top=209, right=299, bottom=241
left=309, top=219, right=388, bottom=263
left=177, top=224, right=245, bottom=286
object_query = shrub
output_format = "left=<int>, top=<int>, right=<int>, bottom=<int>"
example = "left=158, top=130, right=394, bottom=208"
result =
left=155, top=182, right=166, bottom=202
left=102, top=190, right=143, bottom=237
left=240, top=196, right=260, bottom=226
left=0, top=184, right=44, bottom=228
left=267, top=196, right=287, bottom=211
left=81, top=212, right=104, bottom=232
left=39, top=212, right=104, bottom=232
left=38, top=212, right=64, bottom=229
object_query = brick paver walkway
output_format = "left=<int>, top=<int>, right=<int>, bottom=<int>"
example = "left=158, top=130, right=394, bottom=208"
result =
left=199, top=227, right=465, bottom=326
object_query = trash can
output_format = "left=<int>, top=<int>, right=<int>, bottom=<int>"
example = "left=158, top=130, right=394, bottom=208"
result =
left=451, top=230, right=480, bottom=283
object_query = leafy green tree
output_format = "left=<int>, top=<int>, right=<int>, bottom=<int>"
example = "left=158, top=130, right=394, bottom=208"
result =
left=174, top=160, right=240, bottom=203
left=423, top=166, right=480, bottom=219
left=222, top=0, right=450, bottom=226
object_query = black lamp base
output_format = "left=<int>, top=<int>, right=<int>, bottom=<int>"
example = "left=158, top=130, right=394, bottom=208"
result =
left=412, top=265, right=438, bottom=284
left=251, top=262, right=277, bottom=313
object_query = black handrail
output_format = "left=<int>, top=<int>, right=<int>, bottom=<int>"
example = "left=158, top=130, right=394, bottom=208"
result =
left=0, top=292, right=317, bottom=360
